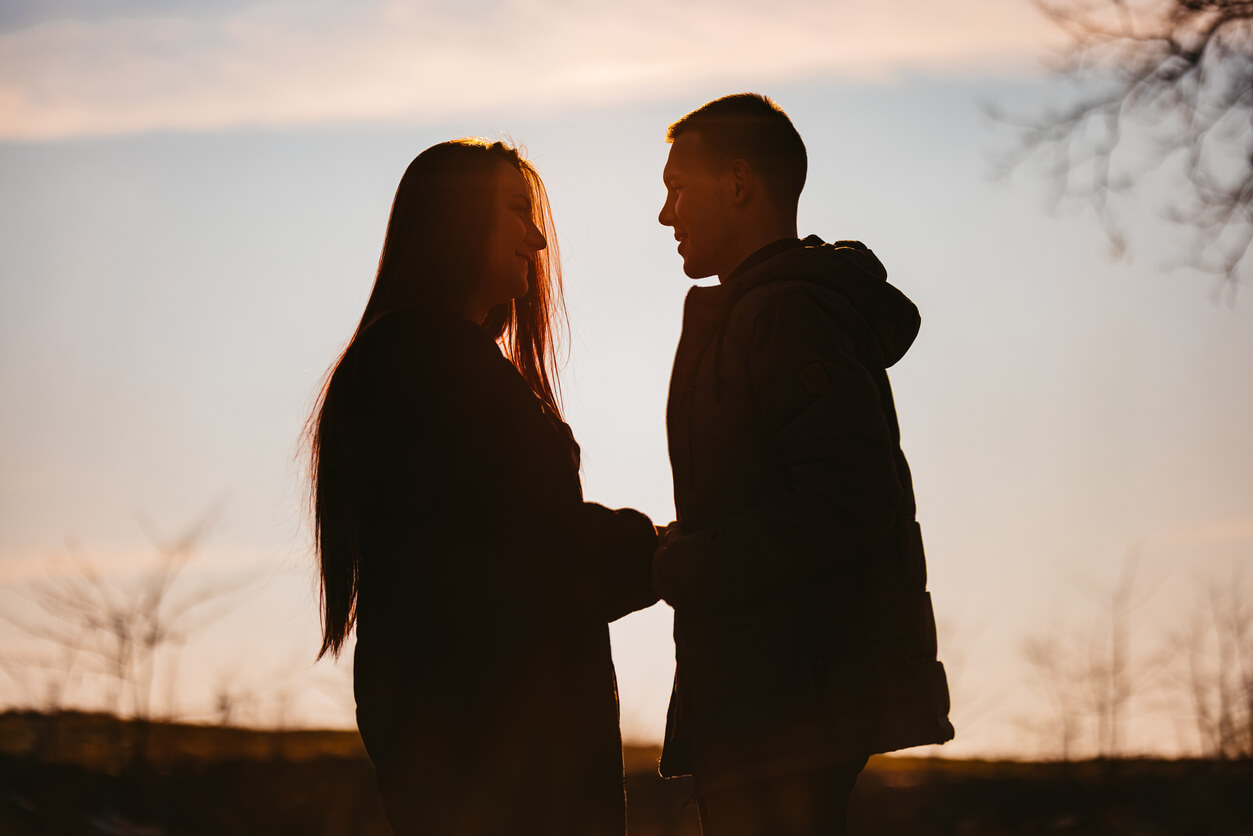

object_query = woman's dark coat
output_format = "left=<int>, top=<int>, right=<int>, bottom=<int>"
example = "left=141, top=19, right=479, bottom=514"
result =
left=655, top=237, right=955, bottom=791
left=339, top=308, right=657, bottom=835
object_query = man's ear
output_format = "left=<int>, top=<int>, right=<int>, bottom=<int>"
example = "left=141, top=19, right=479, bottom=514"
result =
left=728, top=159, right=755, bottom=205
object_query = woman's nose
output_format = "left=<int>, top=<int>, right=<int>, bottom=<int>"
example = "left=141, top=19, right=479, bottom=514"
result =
left=526, top=220, right=547, bottom=251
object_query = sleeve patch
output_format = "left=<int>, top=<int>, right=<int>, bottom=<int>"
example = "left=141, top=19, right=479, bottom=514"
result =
left=798, top=361, right=830, bottom=396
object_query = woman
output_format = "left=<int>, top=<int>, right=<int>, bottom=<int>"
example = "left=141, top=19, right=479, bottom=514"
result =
left=307, top=139, right=658, bottom=835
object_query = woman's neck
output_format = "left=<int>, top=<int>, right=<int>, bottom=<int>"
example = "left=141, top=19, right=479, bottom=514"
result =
left=460, top=299, right=489, bottom=326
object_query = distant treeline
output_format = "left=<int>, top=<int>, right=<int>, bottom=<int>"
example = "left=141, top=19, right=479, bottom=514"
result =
left=2, top=711, right=1251, bottom=836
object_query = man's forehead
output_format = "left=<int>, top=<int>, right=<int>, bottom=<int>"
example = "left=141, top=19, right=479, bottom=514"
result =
left=665, top=131, right=709, bottom=174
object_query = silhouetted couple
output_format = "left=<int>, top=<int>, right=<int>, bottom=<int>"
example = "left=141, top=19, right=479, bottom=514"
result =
left=307, top=94, right=954, bottom=836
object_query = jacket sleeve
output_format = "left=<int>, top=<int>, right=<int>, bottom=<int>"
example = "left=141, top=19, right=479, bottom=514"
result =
left=654, top=285, right=906, bottom=609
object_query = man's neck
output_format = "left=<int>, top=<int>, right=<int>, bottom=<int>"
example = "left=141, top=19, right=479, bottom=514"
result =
left=717, top=218, right=799, bottom=282
left=718, top=223, right=800, bottom=284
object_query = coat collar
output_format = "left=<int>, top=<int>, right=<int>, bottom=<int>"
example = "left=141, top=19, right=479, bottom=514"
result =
left=722, top=237, right=804, bottom=285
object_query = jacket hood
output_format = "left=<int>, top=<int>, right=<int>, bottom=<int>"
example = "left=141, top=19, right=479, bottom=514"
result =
left=730, top=235, right=920, bottom=368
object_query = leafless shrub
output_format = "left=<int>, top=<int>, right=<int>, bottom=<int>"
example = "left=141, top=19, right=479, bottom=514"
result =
left=1021, top=628, right=1088, bottom=760
left=1018, top=552, right=1160, bottom=758
left=1170, top=566, right=1253, bottom=757
left=0, top=510, right=257, bottom=765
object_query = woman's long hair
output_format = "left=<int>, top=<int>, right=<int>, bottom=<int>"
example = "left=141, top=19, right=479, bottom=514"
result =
left=306, top=138, right=565, bottom=659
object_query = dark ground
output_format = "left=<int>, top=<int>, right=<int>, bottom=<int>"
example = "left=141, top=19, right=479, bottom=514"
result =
left=1, top=712, right=1250, bottom=835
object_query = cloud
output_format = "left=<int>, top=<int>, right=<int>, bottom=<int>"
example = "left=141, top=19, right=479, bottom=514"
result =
left=1160, top=516, right=1253, bottom=550
left=0, top=0, right=256, bottom=33
left=0, top=0, right=1060, bottom=139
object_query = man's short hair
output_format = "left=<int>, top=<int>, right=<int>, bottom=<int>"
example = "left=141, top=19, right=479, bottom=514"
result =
left=667, top=93, right=807, bottom=211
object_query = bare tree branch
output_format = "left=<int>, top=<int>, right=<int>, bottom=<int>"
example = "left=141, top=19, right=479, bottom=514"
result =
left=998, top=0, right=1253, bottom=287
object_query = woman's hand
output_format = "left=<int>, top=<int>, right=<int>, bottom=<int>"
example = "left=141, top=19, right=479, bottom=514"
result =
left=652, top=522, right=681, bottom=603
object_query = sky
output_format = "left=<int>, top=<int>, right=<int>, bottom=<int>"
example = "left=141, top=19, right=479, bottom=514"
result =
left=1, top=0, right=1251, bottom=760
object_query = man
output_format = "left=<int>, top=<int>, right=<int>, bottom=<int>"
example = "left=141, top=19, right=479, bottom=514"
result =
left=652, top=93, right=954, bottom=835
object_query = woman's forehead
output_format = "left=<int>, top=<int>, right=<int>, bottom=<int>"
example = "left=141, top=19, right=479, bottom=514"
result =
left=496, top=162, right=530, bottom=197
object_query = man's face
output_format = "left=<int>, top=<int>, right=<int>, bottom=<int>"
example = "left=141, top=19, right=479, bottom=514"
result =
left=658, top=131, right=734, bottom=280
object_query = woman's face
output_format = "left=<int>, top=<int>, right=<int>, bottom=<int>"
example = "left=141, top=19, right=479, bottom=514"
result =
left=472, top=162, right=547, bottom=320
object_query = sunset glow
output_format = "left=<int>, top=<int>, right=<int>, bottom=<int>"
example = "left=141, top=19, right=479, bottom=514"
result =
left=2, top=0, right=1251, bottom=766
left=0, top=0, right=1062, bottom=140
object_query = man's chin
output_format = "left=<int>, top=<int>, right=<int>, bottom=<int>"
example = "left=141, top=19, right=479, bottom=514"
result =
left=681, top=258, right=715, bottom=280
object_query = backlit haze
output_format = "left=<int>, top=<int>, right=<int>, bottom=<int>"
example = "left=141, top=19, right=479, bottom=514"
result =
left=2, top=0, right=1251, bottom=760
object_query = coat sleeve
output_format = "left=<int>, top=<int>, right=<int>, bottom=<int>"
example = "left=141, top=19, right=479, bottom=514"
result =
left=572, top=502, right=659, bottom=622
left=654, top=285, right=906, bottom=609
left=387, top=324, right=658, bottom=623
